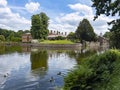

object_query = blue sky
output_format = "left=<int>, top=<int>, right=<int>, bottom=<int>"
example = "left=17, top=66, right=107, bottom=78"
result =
left=0, top=0, right=114, bottom=34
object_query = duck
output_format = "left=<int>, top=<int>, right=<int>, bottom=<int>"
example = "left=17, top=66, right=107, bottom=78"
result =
left=4, top=73, right=9, bottom=78
left=57, top=72, right=62, bottom=75
left=49, top=76, right=54, bottom=82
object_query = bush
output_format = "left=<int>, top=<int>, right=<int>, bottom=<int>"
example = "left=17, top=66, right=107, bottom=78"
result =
left=64, top=49, right=120, bottom=90
left=39, top=39, right=44, bottom=42
left=11, top=37, right=21, bottom=42
left=55, top=36, right=66, bottom=40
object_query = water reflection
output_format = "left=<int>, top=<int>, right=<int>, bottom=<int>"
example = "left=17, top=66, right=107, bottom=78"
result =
left=30, top=50, right=48, bottom=70
left=0, top=45, right=5, bottom=54
left=0, top=45, right=108, bottom=90
left=22, top=46, right=31, bottom=52
left=0, top=45, right=31, bottom=55
left=65, top=48, right=97, bottom=64
left=30, top=50, right=48, bottom=79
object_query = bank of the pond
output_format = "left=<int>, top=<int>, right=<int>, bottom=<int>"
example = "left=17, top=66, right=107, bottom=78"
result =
left=1, top=42, right=109, bottom=50
left=3, top=42, right=81, bottom=48
left=64, top=49, right=120, bottom=90
left=26, top=43, right=81, bottom=48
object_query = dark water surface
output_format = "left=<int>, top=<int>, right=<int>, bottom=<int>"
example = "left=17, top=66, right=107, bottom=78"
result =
left=0, top=45, right=106, bottom=90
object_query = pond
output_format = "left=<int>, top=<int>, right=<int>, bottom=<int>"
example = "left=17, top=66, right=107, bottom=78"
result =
left=0, top=45, right=107, bottom=90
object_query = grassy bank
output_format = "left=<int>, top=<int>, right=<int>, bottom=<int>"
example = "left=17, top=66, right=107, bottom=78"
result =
left=40, top=40, right=74, bottom=44
left=64, top=49, right=120, bottom=90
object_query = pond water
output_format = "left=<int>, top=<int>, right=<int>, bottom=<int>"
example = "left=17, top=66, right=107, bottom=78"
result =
left=0, top=45, right=106, bottom=90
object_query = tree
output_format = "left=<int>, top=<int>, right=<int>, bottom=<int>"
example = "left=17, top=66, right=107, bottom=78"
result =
left=0, top=35, right=5, bottom=42
left=67, top=32, right=77, bottom=42
left=40, top=12, right=49, bottom=30
left=24, top=30, right=30, bottom=33
left=31, top=12, right=49, bottom=39
left=0, top=28, right=9, bottom=39
left=75, top=19, right=96, bottom=44
left=31, top=14, right=41, bottom=39
left=7, top=32, right=15, bottom=41
left=92, top=0, right=120, bottom=48
left=103, top=31, right=111, bottom=39
left=0, top=28, right=25, bottom=42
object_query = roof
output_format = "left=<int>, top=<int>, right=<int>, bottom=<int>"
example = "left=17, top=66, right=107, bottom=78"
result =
left=22, top=33, right=31, bottom=36
left=48, top=34, right=67, bottom=38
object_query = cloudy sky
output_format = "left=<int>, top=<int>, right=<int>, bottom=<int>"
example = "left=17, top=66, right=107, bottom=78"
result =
left=0, top=0, right=114, bottom=34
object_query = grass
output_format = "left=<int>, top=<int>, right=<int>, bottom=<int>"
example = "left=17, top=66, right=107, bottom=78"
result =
left=40, top=40, right=74, bottom=44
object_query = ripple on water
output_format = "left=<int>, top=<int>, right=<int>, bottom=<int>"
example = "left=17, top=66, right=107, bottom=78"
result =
left=0, top=75, right=8, bottom=89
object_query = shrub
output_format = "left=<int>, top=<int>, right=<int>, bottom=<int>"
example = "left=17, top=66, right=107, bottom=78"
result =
left=11, top=37, right=21, bottom=42
left=64, top=49, right=120, bottom=90
left=55, top=36, right=66, bottom=40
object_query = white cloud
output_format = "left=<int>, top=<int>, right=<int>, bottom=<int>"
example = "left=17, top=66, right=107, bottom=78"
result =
left=49, top=3, right=114, bottom=35
left=25, top=2, right=40, bottom=13
left=91, top=15, right=113, bottom=34
left=0, top=0, right=114, bottom=34
left=68, top=3, right=93, bottom=16
left=49, top=22, right=75, bottom=34
left=0, top=0, right=7, bottom=7
left=0, top=0, right=30, bottom=31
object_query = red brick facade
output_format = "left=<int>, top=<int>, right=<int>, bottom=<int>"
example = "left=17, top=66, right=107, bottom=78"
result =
left=22, top=33, right=32, bottom=43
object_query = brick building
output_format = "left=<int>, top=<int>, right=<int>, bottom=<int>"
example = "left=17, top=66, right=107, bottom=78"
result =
left=22, top=33, right=32, bottom=43
left=47, top=30, right=67, bottom=40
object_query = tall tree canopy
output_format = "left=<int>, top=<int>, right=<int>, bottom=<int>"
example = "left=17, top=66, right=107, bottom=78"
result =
left=92, top=0, right=120, bottom=48
left=75, top=19, right=96, bottom=44
left=31, top=12, right=49, bottom=39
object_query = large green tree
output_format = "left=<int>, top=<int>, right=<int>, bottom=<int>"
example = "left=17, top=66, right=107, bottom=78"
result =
left=31, top=12, right=49, bottom=39
left=75, top=19, right=96, bottom=44
left=31, top=14, right=41, bottom=39
left=92, top=0, right=120, bottom=48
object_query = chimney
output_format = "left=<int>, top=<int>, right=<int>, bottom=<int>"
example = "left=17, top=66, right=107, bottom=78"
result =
left=65, top=32, right=67, bottom=36
left=51, top=30, right=52, bottom=34
left=54, top=31, right=56, bottom=34
left=57, top=31, right=59, bottom=35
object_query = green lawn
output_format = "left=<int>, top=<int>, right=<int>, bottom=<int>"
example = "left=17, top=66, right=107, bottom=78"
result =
left=40, top=40, right=74, bottom=44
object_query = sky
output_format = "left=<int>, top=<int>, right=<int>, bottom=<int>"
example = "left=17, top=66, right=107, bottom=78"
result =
left=0, top=0, right=115, bottom=35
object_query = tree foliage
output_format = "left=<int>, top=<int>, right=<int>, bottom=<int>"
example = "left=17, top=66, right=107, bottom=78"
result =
left=67, top=32, right=77, bottom=42
left=75, top=19, right=96, bottom=44
left=92, top=0, right=120, bottom=48
left=31, top=12, right=49, bottom=39
left=103, top=31, right=111, bottom=39
left=0, top=28, right=30, bottom=42
left=55, top=36, right=66, bottom=40
left=0, top=35, right=5, bottom=42
left=64, top=49, right=120, bottom=90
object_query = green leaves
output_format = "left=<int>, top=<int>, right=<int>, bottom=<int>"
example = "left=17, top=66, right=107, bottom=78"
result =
left=31, top=12, right=49, bottom=39
left=75, top=19, right=96, bottom=44
left=64, top=49, right=120, bottom=90
left=0, top=35, right=5, bottom=42
left=92, top=0, right=120, bottom=48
